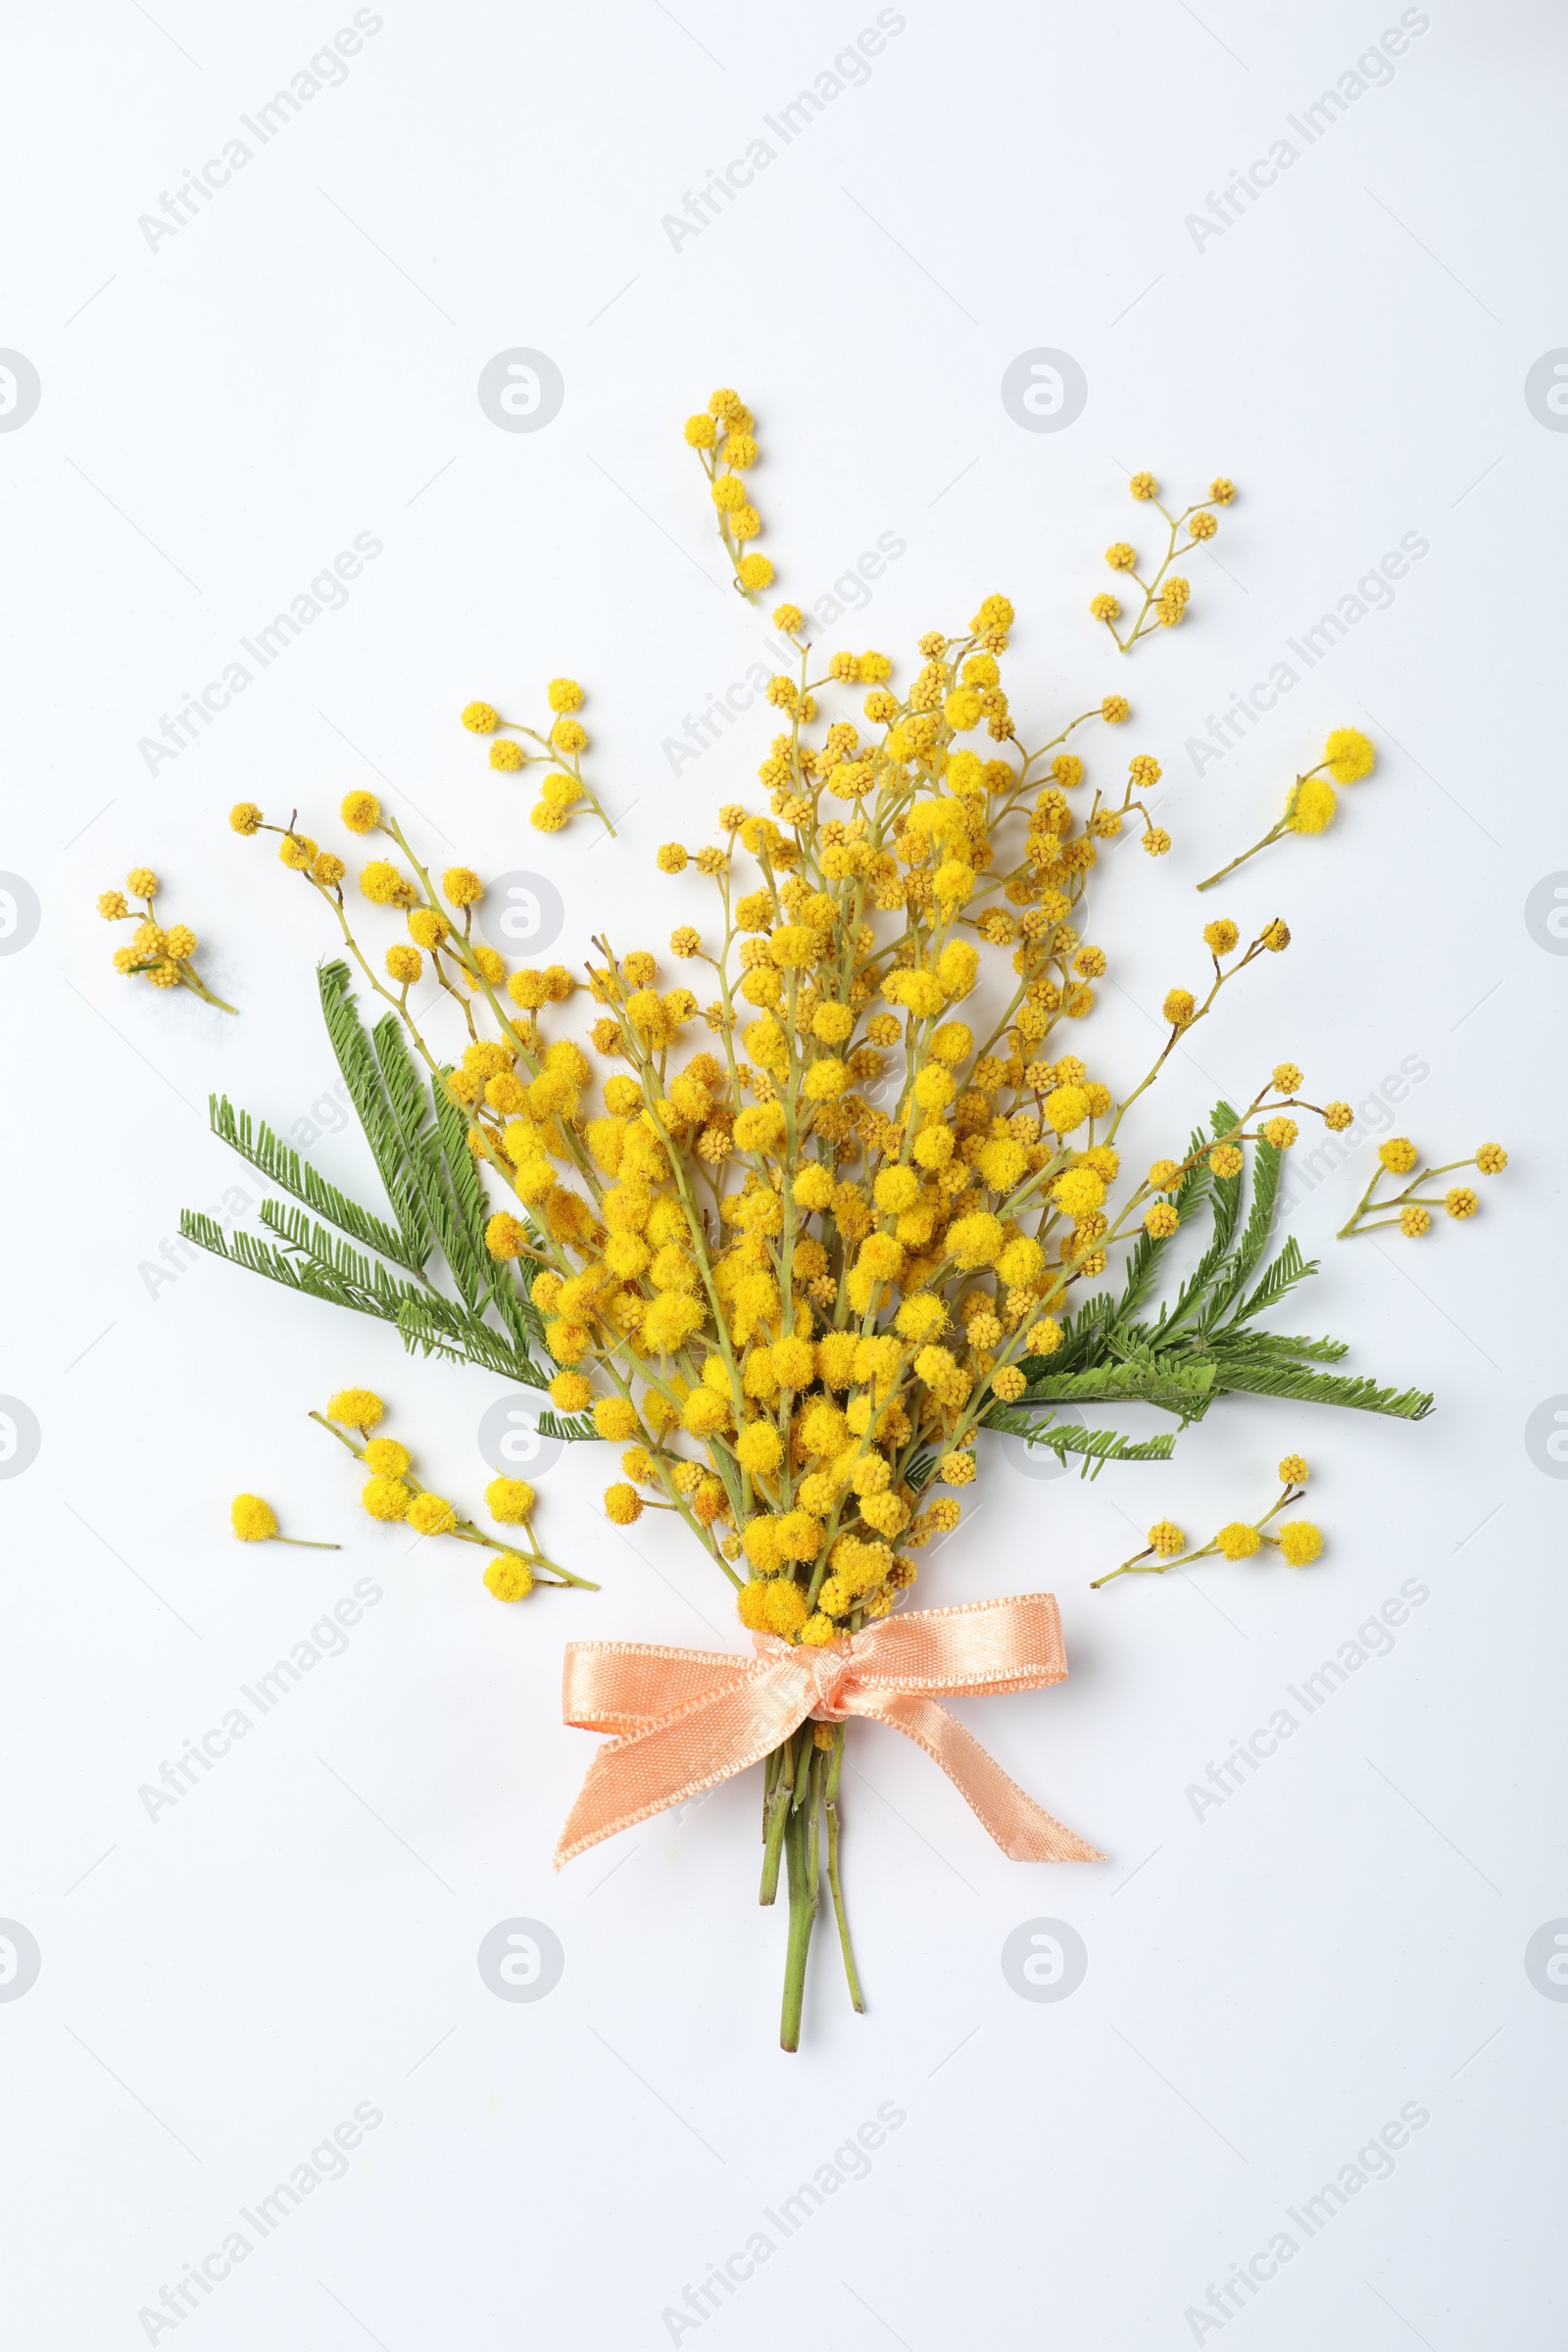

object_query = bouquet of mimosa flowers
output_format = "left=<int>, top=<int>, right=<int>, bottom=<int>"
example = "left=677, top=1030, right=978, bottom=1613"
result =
left=190, top=390, right=1438, bottom=2045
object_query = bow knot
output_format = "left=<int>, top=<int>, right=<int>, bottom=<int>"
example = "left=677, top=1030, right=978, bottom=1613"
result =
left=555, top=1594, right=1102, bottom=1870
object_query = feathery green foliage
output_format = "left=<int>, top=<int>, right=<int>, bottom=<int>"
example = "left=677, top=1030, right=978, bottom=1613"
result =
left=982, top=1102, right=1433, bottom=1472
left=181, top=963, right=551, bottom=1389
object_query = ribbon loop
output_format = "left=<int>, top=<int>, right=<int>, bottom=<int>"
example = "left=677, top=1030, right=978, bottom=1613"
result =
left=554, top=1594, right=1102, bottom=1870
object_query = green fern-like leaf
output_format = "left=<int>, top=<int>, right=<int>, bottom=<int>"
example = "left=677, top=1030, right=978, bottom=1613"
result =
left=209, top=1097, right=424, bottom=1272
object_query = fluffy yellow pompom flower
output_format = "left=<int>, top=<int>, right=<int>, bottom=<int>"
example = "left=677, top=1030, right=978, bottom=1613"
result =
left=1322, top=727, right=1374, bottom=783
left=1287, top=780, right=1337, bottom=835
left=229, top=803, right=264, bottom=835
left=1144, top=1200, right=1179, bottom=1239
left=1053, top=1168, right=1105, bottom=1218
left=486, top=1476, right=537, bottom=1524
left=484, top=1556, right=534, bottom=1601
left=1277, top=1521, right=1323, bottom=1567
left=230, top=1494, right=278, bottom=1542
left=362, top=1475, right=410, bottom=1522
left=341, top=790, right=380, bottom=833
left=605, top=1483, right=643, bottom=1525
left=328, top=1388, right=384, bottom=1429
left=1162, top=989, right=1196, bottom=1028
left=1379, top=1138, right=1418, bottom=1174
left=364, top=1439, right=411, bottom=1477
left=462, top=702, right=500, bottom=733
left=407, top=1493, right=457, bottom=1537
left=1215, top=1521, right=1261, bottom=1560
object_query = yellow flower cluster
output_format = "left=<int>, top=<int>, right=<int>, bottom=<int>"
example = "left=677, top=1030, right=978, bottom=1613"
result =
left=310, top=1390, right=596, bottom=1602
left=241, top=533, right=1359, bottom=1652
left=99, top=866, right=236, bottom=1012
left=685, top=387, right=772, bottom=598
left=1198, top=730, right=1377, bottom=891
left=456, top=680, right=613, bottom=836
left=1340, top=1140, right=1507, bottom=1242
left=1091, top=472, right=1236, bottom=648
left=1093, top=1454, right=1321, bottom=1586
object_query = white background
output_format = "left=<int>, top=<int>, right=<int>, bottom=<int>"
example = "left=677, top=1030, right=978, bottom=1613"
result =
left=3, top=1, right=1565, bottom=2344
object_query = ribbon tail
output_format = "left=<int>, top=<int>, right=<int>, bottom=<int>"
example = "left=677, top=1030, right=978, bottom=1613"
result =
left=555, top=1663, right=810, bottom=1869
left=861, top=1691, right=1104, bottom=1863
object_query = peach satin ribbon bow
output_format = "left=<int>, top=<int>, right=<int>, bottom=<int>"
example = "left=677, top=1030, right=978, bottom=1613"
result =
left=555, top=1592, right=1103, bottom=1868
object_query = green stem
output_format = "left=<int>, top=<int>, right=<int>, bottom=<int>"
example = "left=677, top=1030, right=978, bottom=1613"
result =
left=176, top=962, right=238, bottom=1013
left=760, top=1736, right=793, bottom=1905
left=271, top=1536, right=341, bottom=1550
left=779, top=1796, right=818, bottom=2053
left=824, top=1726, right=864, bottom=2013
left=1195, top=821, right=1287, bottom=894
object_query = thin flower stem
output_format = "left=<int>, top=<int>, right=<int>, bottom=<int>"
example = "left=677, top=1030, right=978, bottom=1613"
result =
left=1195, top=823, right=1288, bottom=893
left=176, top=962, right=239, bottom=1013
left=271, top=1536, right=341, bottom=1549
left=824, top=1725, right=864, bottom=2013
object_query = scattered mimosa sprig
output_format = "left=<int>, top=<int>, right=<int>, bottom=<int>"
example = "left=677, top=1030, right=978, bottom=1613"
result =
left=312, top=1388, right=597, bottom=1600
left=1090, top=470, right=1236, bottom=651
left=684, top=386, right=773, bottom=599
left=1092, top=1455, right=1321, bottom=1588
left=1338, top=1139, right=1507, bottom=1240
left=457, top=680, right=616, bottom=836
left=99, top=868, right=235, bottom=1011
left=1197, top=729, right=1376, bottom=892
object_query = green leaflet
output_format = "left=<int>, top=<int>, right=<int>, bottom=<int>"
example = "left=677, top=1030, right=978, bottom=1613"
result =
left=183, top=963, right=552, bottom=1390
left=985, top=1104, right=1434, bottom=1455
